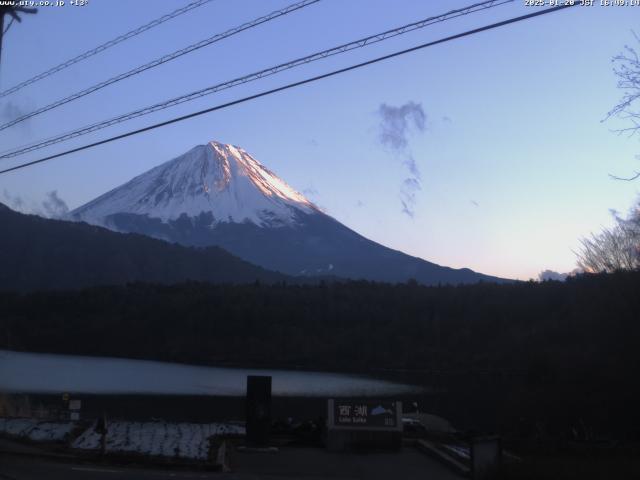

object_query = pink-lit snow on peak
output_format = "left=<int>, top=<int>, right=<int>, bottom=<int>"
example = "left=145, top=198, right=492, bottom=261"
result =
left=71, top=141, right=318, bottom=227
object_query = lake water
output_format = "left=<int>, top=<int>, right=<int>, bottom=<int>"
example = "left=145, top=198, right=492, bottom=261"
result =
left=0, top=350, right=423, bottom=397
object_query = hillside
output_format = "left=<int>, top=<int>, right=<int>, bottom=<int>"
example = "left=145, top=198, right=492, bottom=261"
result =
left=0, top=202, right=287, bottom=291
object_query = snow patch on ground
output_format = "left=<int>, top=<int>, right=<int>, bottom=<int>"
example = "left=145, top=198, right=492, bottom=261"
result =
left=0, top=417, right=37, bottom=436
left=0, top=417, right=73, bottom=441
left=72, top=421, right=245, bottom=460
left=443, top=443, right=470, bottom=460
left=26, top=422, right=75, bottom=442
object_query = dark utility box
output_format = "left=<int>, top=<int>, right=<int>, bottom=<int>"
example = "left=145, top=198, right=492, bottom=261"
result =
left=245, top=375, right=272, bottom=446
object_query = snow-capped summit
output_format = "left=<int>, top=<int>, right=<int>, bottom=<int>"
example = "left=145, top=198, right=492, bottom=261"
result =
left=72, top=141, right=317, bottom=228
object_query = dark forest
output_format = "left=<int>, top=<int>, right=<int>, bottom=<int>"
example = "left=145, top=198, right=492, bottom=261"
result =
left=2, top=270, right=638, bottom=439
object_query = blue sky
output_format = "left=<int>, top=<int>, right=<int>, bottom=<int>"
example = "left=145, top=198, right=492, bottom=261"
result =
left=0, top=0, right=638, bottom=280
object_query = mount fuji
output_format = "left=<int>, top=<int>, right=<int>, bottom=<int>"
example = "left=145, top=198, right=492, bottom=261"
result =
left=71, top=141, right=506, bottom=285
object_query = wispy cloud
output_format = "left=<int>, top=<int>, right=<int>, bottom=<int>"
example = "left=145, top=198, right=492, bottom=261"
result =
left=0, top=100, right=33, bottom=133
left=302, top=186, right=319, bottom=198
left=378, top=101, right=426, bottom=150
left=2, top=189, right=69, bottom=218
left=377, top=101, right=426, bottom=218
left=538, top=269, right=582, bottom=282
left=538, top=270, right=568, bottom=282
left=2, top=189, right=26, bottom=212
left=42, top=191, right=69, bottom=218
left=400, top=178, right=420, bottom=219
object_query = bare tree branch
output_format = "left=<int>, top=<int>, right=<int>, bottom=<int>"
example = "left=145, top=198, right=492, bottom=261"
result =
left=609, top=171, right=640, bottom=181
left=606, top=36, right=640, bottom=180
left=576, top=202, right=640, bottom=272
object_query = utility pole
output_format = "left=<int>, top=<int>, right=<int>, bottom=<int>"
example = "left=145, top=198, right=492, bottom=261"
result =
left=0, top=5, right=38, bottom=71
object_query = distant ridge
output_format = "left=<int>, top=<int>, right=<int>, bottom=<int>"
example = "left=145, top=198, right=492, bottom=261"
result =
left=0, top=203, right=287, bottom=292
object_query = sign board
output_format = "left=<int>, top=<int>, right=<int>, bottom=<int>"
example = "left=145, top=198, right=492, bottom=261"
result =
left=68, top=400, right=82, bottom=411
left=327, top=399, right=403, bottom=452
left=70, top=412, right=80, bottom=421
left=333, top=400, right=398, bottom=428
left=62, top=393, right=70, bottom=402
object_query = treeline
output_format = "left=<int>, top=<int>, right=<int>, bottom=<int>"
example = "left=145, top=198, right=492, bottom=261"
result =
left=1, top=272, right=638, bottom=375
left=1, top=271, right=639, bottom=437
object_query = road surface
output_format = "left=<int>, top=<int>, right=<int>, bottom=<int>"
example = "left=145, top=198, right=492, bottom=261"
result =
left=0, top=447, right=464, bottom=480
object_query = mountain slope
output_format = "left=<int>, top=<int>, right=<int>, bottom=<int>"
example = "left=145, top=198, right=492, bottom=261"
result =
left=0, top=203, right=287, bottom=292
left=71, top=141, right=509, bottom=285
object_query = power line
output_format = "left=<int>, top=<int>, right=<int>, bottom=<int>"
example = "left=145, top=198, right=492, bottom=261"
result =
left=0, top=0, right=320, bottom=131
left=0, top=0, right=513, bottom=158
left=0, top=0, right=216, bottom=98
left=0, top=122, right=90, bottom=156
left=0, top=4, right=577, bottom=177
